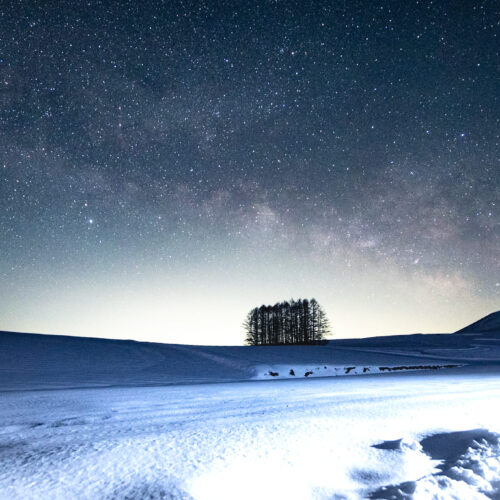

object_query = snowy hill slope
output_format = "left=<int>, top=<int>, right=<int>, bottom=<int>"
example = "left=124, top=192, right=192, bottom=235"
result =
left=1, top=315, right=500, bottom=499
left=1, top=311, right=500, bottom=390
left=455, top=310, right=500, bottom=333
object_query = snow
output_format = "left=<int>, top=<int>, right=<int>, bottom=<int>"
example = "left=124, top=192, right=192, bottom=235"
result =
left=253, top=363, right=461, bottom=379
left=0, top=310, right=500, bottom=498
left=1, top=372, right=500, bottom=499
left=456, top=311, right=500, bottom=334
left=2, top=322, right=499, bottom=390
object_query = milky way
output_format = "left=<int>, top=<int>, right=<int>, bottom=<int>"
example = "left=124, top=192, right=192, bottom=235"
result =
left=1, top=1, right=498, bottom=343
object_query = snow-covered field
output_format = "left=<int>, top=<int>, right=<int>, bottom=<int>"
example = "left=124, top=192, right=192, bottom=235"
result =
left=1, top=311, right=500, bottom=499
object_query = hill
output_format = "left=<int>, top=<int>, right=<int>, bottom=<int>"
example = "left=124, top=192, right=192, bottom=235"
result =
left=455, top=310, right=500, bottom=334
left=1, top=311, right=499, bottom=390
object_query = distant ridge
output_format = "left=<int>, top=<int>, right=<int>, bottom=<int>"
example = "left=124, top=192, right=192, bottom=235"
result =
left=455, top=311, right=500, bottom=334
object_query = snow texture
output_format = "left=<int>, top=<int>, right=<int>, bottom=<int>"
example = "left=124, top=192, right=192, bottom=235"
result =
left=0, top=310, right=499, bottom=499
left=254, top=363, right=460, bottom=379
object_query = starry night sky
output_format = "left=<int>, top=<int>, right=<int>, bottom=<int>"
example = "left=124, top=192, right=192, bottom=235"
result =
left=1, top=0, right=499, bottom=344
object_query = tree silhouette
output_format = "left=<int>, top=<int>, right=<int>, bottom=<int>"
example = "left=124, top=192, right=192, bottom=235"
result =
left=243, top=298, right=330, bottom=345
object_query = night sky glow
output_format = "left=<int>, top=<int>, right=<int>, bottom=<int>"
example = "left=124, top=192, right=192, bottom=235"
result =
left=1, top=1, right=499, bottom=345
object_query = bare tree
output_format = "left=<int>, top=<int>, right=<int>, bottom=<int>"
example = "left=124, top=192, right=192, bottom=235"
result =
left=244, top=299, right=331, bottom=345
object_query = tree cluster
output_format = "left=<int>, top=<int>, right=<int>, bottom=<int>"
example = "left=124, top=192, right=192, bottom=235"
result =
left=244, top=298, right=330, bottom=346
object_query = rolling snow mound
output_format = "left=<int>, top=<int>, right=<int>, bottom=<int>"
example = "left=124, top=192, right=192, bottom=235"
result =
left=371, top=429, right=500, bottom=498
left=1, top=310, right=500, bottom=390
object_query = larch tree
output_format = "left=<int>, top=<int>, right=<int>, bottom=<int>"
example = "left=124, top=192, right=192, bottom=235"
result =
left=244, top=298, right=331, bottom=346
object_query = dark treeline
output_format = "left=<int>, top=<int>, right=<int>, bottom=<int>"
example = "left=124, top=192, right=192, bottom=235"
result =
left=244, top=298, right=330, bottom=346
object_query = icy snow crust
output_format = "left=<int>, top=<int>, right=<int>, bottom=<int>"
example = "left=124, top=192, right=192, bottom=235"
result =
left=1, top=313, right=500, bottom=499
